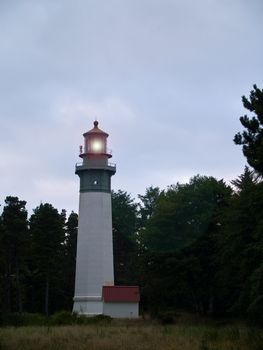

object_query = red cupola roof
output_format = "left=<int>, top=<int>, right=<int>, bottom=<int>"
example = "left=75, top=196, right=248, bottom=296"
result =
left=83, top=121, right=109, bottom=137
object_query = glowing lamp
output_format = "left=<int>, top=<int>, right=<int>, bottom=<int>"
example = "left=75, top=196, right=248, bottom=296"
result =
left=81, top=121, right=112, bottom=158
left=91, top=139, right=103, bottom=152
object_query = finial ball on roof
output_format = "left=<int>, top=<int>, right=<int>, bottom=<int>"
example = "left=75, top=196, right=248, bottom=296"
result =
left=94, top=120, right=99, bottom=127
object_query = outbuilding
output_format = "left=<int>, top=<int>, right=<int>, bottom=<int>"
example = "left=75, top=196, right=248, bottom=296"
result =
left=102, top=286, right=140, bottom=318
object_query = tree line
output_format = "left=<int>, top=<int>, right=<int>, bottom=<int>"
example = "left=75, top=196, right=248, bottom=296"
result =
left=0, top=201, right=78, bottom=315
left=0, top=85, right=263, bottom=322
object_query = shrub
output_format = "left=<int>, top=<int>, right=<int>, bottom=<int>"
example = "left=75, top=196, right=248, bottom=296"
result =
left=247, top=295, right=263, bottom=325
left=93, top=314, right=112, bottom=323
left=50, top=311, right=77, bottom=325
left=76, top=314, right=112, bottom=325
left=0, top=313, right=47, bottom=327
left=0, top=313, right=24, bottom=327
left=50, top=312, right=112, bottom=326
left=0, top=311, right=113, bottom=327
left=157, top=311, right=177, bottom=325
left=21, top=313, right=47, bottom=326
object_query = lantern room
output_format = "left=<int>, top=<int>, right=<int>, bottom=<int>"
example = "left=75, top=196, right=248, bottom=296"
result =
left=80, top=121, right=112, bottom=159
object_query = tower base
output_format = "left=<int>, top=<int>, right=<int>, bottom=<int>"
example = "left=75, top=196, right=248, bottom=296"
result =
left=73, top=296, right=103, bottom=315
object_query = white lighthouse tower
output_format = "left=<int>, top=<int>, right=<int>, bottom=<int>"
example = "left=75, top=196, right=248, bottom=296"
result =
left=73, top=121, right=116, bottom=315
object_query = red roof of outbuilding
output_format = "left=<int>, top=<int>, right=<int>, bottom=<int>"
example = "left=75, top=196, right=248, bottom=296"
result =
left=102, top=286, right=140, bottom=302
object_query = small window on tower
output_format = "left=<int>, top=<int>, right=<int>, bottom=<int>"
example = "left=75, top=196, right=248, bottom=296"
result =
left=93, top=180, right=98, bottom=185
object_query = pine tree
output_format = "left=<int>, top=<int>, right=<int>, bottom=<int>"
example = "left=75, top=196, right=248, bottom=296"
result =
left=1, top=196, right=29, bottom=313
left=29, top=203, right=65, bottom=315
left=63, top=211, right=78, bottom=309
left=234, top=84, right=263, bottom=175
left=112, top=190, right=138, bottom=285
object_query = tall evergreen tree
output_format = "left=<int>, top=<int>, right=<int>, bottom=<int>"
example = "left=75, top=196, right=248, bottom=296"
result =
left=29, top=203, right=65, bottom=315
left=1, top=196, right=28, bottom=313
left=139, top=177, right=232, bottom=315
left=234, top=84, right=263, bottom=175
left=112, top=190, right=138, bottom=285
left=63, top=211, right=78, bottom=309
left=216, top=170, right=263, bottom=316
left=141, top=176, right=231, bottom=253
left=0, top=210, right=5, bottom=313
left=231, top=165, right=259, bottom=192
left=138, top=186, right=161, bottom=227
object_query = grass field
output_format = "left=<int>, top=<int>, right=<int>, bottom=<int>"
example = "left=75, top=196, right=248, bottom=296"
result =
left=0, top=319, right=262, bottom=350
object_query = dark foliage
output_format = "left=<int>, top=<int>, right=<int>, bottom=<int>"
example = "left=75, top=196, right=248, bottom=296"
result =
left=0, top=197, right=28, bottom=313
left=234, top=84, right=263, bottom=175
left=112, top=190, right=138, bottom=285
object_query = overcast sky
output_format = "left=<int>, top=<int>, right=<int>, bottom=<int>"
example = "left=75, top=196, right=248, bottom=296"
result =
left=0, top=0, right=263, bottom=214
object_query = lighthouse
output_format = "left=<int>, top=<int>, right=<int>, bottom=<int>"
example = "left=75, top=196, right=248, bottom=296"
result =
left=73, top=121, right=116, bottom=315
left=73, top=121, right=140, bottom=317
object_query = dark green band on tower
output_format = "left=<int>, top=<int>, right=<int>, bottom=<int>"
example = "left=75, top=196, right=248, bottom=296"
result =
left=76, top=165, right=115, bottom=193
